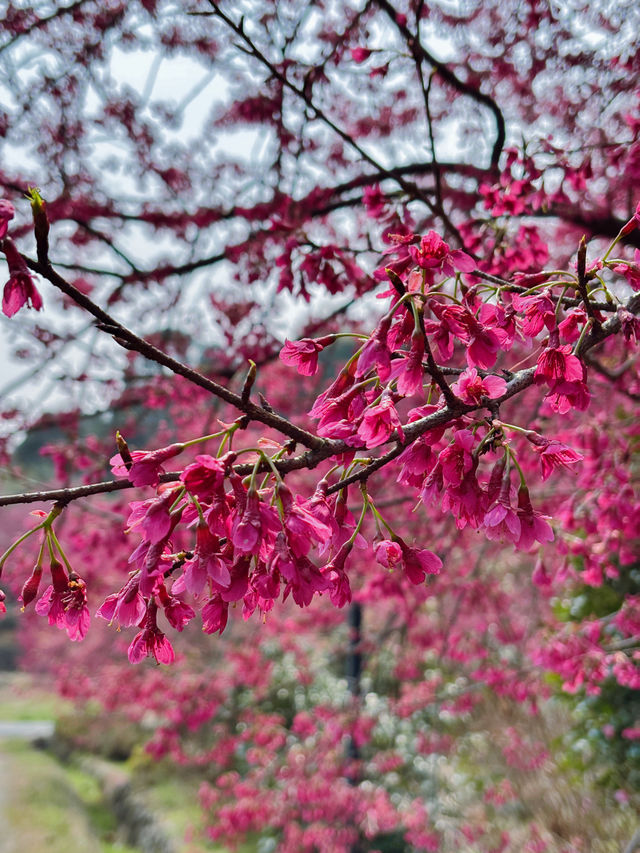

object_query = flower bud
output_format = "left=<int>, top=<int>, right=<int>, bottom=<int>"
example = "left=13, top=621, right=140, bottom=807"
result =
left=27, top=188, right=50, bottom=260
left=20, top=565, right=43, bottom=608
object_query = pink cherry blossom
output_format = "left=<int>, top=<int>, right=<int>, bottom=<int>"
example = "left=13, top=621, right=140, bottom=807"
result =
left=439, top=429, right=476, bottom=486
left=512, top=289, right=556, bottom=337
left=279, top=335, right=334, bottom=376
left=35, top=561, right=90, bottom=642
left=515, top=486, right=554, bottom=551
left=96, top=577, right=146, bottom=628
left=451, top=367, right=507, bottom=404
left=525, top=433, right=583, bottom=481
left=534, top=344, right=584, bottom=384
left=110, top=442, right=184, bottom=487
left=2, top=238, right=43, bottom=317
left=356, top=394, right=404, bottom=448
left=356, top=316, right=392, bottom=381
left=408, top=230, right=475, bottom=282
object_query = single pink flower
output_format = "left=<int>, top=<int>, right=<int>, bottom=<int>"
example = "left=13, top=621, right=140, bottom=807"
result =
left=128, top=601, right=175, bottom=664
left=558, top=308, right=587, bottom=343
left=321, top=542, right=353, bottom=607
left=483, top=476, right=521, bottom=542
left=279, top=335, right=334, bottom=376
left=374, top=539, right=403, bottom=569
left=35, top=561, right=90, bottom=642
left=515, top=486, right=554, bottom=551
left=356, top=394, right=404, bottom=448
left=126, top=491, right=177, bottom=544
left=408, top=230, right=475, bottom=282
left=512, top=289, right=556, bottom=337
left=188, top=524, right=231, bottom=594
left=395, top=330, right=425, bottom=396
left=442, top=468, right=486, bottom=530
left=2, top=239, right=43, bottom=317
left=613, top=249, right=640, bottom=291
left=535, top=344, right=584, bottom=384
left=439, top=429, right=475, bottom=486
left=544, top=378, right=591, bottom=414
left=356, top=316, right=392, bottom=381
left=398, top=540, right=442, bottom=583
left=451, top=367, right=507, bottom=404
left=525, top=433, right=583, bottom=481
left=110, top=442, right=184, bottom=487
left=158, top=584, right=196, bottom=631
left=278, top=483, right=333, bottom=558
left=180, top=453, right=231, bottom=500
left=201, top=593, right=229, bottom=635
left=396, top=436, right=437, bottom=488
left=96, top=577, right=146, bottom=628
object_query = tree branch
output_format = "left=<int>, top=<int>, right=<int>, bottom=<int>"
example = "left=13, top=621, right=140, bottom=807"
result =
left=373, top=0, right=506, bottom=168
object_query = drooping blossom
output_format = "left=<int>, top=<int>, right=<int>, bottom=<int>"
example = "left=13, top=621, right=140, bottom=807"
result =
left=180, top=453, right=231, bottom=501
left=515, top=486, right=554, bottom=551
left=558, top=308, right=587, bottom=343
left=2, top=238, right=43, bottom=317
left=321, top=541, right=353, bottom=607
left=395, top=330, right=425, bottom=397
left=231, top=488, right=280, bottom=555
left=110, top=442, right=185, bottom=487
left=158, top=584, right=196, bottom=631
left=396, top=436, right=437, bottom=487
left=271, top=532, right=330, bottom=607
left=35, top=559, right=90, bottom=642
left=279, top=335, right=334, bottom=376
left=182, top=524, right=231, bottom=595
left=201, top=593, right=229, bottom=635
left=534, top=344, right=584, bottom=384
left=434, top=303, right=505, bottom=369
left=356, top=316, right=392, bottom=381
left=441, top=467, right=487, bottom=529
left=126, top=490, right=179, bottom=544
left=483, top=474, right=521, bottom=543
left=374, top=537, right=441, bottom=582
left=128, top=601, right=175, bottom=664
left=544, top=378, right=591, bottom=414
left=398, top=540, right=442, bottom=583
left=451, top=367, right=507, bottom=404
left=525, top=433, right=583, bottom=481
left=278, top=483, right=333, bottom=558
left=96, top=577, right=146, bottom=628
left=438, top=429, right=476, bottom=486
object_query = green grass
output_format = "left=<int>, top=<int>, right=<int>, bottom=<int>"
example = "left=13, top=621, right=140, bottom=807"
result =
left=1, top=740, right=139, bottom=853
left=0, top=672, right=72, bottom=721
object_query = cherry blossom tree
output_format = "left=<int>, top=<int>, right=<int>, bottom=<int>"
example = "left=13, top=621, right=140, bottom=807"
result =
left=0, top=1, right=639, bottom=850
